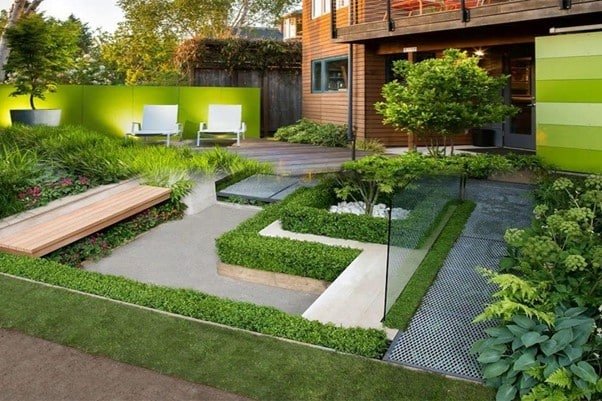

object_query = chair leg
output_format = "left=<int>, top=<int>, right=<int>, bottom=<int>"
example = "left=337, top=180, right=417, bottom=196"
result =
left=236, top=133, right=240, bottom=147
left=166, top=134, right=170, bottom=147
left=196, top=133, right=200, bottom=147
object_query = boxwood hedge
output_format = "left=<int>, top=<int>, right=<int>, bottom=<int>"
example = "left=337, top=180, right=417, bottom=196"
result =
left=280, top=179, right=457, bottom=248
left=216, top=190, right=361, bottom=282
left=0, top=253, right=388, bottom=358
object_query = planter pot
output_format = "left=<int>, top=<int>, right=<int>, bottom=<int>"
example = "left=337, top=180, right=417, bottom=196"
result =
left=10, top=109, right=61, bottom=126
left=471, top=128, right=495, bottom=147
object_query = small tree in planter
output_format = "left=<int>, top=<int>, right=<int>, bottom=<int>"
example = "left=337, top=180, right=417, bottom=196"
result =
left=375, top=49, right=516, bottom=156
left=5, top=13, right=78, bottom=125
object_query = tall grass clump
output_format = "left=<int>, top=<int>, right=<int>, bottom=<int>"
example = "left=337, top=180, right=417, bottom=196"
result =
left=0, top=145, right=40, bottom=217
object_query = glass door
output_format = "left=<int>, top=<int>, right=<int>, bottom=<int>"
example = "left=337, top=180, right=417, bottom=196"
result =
left=505, top=55, right=536, bottom=150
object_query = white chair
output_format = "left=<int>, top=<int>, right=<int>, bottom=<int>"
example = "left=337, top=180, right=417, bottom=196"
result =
left=128, top=105, right=182, bottom=147
left=197, top=105, right=246, bottom=147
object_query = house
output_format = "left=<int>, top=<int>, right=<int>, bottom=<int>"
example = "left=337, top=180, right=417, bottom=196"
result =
left=281, top=10, right=303, bottom=41
left=301, top=0, right=602, bottom=172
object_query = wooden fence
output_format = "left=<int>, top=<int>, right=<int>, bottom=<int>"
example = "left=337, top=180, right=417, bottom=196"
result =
left=194, top=68, right=301, bottom=136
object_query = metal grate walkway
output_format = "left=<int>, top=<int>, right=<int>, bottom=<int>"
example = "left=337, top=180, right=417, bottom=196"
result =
left=384, top=180, right=533, bottom=380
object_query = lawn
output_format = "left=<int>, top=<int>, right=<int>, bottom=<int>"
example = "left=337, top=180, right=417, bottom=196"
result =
left=0, top=274, right=494, bottom=401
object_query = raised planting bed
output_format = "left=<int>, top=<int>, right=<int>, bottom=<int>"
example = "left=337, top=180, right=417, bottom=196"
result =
left=280, top=177, right=461, bottom=248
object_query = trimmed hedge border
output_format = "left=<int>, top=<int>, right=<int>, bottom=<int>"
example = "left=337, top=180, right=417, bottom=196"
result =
left=280, top=179, right=458, bottom=248
left=0, top=253, right=388, bottom=358
left=216, top=190, right=362, bottom=282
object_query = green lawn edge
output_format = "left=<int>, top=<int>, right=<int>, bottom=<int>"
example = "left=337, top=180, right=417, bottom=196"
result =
left=384, top=201, right=476, bottom=330
left=0, top=275, right=493, bottom=401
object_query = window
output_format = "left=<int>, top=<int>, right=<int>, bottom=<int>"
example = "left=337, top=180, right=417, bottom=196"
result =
left=282, top=18, right=297, bottom=40
left=312, top=57, right=348, bottom=92
left=312, top=0, right=331, bottom=18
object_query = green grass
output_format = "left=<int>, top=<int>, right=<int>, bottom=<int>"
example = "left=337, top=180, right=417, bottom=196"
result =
left=384, top=201, right=476, bottom=330
left=0, top=275, right=493, bottom=401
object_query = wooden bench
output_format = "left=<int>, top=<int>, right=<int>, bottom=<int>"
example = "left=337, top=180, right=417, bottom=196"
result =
left=0, top=184, right=171, bottom=257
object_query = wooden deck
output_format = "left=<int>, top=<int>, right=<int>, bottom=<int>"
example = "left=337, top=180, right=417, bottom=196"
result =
left=0, top=182, right=171, bottom=257
left=223, top=140, right=369, bottom=175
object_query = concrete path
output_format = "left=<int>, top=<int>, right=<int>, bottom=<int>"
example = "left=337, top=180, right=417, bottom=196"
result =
left=0, top=329, right=252, bottom=401
left=85, top=203, right=319, bottom=314
left=259, top=217, right=450, bottom=336
left=384, top=180, right=533, bottom=380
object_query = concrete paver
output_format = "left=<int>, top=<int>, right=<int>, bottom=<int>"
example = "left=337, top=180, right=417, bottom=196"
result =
left=85, top=203, right=319, bottom=315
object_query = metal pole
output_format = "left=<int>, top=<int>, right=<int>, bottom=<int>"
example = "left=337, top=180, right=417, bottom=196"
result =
left=460, top=0, right=470, bottom=22
left=383, top=205, right=393, bottom=320
left=348, top=44, right=356, bottom=160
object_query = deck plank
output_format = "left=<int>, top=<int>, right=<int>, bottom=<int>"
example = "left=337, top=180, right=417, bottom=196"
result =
left=0, top=185, right=171, bottom=257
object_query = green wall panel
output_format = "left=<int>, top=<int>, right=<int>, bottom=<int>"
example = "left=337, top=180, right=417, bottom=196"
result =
left=536, top=32, right=602, bottom=59
left=538, top=146, right=602, bottom=174
left=0, top=85, right=261, bottom=141
left=82, top=86, right=134, bottom=137
left=537, top=56, right=602, bottom=81
left=537, top=103, right=602, bottom=127
left=536, top=80, right=602, bottom=104
left=537, top=124, right=602, bottom=151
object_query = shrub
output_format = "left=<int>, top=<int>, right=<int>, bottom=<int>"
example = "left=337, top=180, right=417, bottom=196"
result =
left=216, top=189, right=361, bottom=282
left=0, top=145, right=39, bottom=217
left=353, top=138, right=386, bottom=154
left=274, top=119, right=348, bottom=147
left=0, top=253, right=388, bottom=358
left=474, top=175, right=602, bottom=401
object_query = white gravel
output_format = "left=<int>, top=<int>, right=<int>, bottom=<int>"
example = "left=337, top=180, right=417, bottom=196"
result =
left=329, top=201, right=410, bottom=220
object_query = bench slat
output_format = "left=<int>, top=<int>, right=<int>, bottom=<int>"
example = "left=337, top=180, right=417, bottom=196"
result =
left=0, top=185, right=171, bottom=257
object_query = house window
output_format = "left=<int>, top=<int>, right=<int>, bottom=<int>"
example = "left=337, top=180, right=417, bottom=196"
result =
left=312, top=0, right=331, bottom=18
left=282, top=18, right=297, bottom=40
left=312, top=57, right=348, bottom=92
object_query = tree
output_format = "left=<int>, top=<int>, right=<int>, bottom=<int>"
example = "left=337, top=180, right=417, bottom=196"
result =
left=0, top=0, right=44, bottom=81
left=375, top=49, right=516, bottom=155
left=102, top=0, right=299, bottom=85
left=4, top=13, right=79, bottom=109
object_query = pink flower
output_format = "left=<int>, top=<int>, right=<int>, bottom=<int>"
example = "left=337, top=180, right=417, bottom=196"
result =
left=77, top=176, right=90, bottom=186
left=59, top=178, right=73, bottom=187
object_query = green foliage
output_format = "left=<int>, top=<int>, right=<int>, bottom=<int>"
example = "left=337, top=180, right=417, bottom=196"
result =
left=353, top=138, right=386, bottom=154
left=375, top=49, right=517, bottom=153
left=0, top=145, right=39, bottom=217
left=46, top=201, right=184, bottom=267
left=216, top=189, right=362, bottom=282
left=475, top=175, right=602, bottom=401
left=274, top=119, right=348, bottom=148
left=471, top=307, right=600, bottom=401
left=385, top=201, right=475, bottom=329
left=0, top=252, right=388, bottom=358
left=280, top=178, right=458, bottom=248
left=4, top=13, right=79, bottom=109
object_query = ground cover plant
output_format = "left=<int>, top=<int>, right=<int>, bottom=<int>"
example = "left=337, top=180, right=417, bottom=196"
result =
left=216, top=190, right=362, bottom=282
left=0, top=253, right=387, bottom=358
left=0, top=125, right=271, bottom=218
left=0, top=275, right=494, bottom=401
left=472, top=175, right=602, bottom=401
left=384, top=200, right=476, bottom=329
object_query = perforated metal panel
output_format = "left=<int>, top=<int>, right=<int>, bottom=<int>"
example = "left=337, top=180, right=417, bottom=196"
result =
left=384, top=180, right=533, bottom=381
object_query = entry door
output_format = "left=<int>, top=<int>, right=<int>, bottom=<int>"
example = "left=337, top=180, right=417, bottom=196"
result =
left=505, top=56, right=536, bottom=150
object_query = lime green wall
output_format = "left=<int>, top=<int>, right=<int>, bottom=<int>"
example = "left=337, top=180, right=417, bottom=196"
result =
left=0, top=85, right=261, bottom=139
left=536, top=32, right=602, bottom=174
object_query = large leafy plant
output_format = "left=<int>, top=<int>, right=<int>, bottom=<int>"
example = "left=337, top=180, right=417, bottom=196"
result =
left=4, top=13, right=78, bottom=109
left=472, top=307, right=601, bottom=401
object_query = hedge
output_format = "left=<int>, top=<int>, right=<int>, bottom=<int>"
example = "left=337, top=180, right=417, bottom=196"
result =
left=0, top=253, right=388, bottom=358
left=280, top=179, right=458, bottom=248
left=216, top=190, right=361, bottom=282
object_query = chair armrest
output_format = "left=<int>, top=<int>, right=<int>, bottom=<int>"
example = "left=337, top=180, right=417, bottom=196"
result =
left=198, top=122, right=207, bottom=132
left=130, top=122, right=141, bottom=134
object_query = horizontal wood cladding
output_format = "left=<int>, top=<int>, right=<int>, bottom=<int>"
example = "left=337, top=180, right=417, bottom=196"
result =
left=335, top=0, right=602, bottom=43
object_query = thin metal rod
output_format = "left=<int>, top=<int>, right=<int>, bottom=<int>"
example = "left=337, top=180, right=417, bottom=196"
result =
left=383, top=205, right=393, bottom=320
left=348, top=44, right=355, bottom=160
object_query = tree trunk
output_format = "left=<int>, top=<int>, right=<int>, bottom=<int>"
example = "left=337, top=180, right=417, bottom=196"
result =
left=0, top=0, right=43, bottom=81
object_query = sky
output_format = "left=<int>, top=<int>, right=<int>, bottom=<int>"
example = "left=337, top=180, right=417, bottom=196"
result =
left=0, top=0, right=124, bottom=32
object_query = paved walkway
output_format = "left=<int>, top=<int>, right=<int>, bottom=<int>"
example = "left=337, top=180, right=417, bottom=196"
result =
left=384, top=180, right=533, bottom=380
left=86, top=203, right=319, bottom=314
left=0, top=329, right=252, bottom=401
left=260, top=216, right=450, bottom=336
